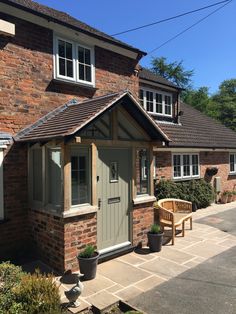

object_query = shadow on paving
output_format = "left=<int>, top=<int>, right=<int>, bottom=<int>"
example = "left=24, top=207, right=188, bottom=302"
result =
left=195, top=207, right=236, bottom=236
left=129, top=246, right=236, bottom=314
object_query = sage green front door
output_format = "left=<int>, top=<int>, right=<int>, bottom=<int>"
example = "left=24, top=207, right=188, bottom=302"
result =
left=97, top=148, right=131, bottom=251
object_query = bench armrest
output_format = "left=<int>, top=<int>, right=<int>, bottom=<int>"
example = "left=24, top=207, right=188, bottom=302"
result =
left=158, top=206, right=174, bottom=222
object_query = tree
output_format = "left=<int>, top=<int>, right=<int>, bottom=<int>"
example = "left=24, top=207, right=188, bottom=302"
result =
left=211, top=79, right=236, bottom=131
left=150, top=56, right=194, bottom=89
left=182, top=87, right=211, bottom=113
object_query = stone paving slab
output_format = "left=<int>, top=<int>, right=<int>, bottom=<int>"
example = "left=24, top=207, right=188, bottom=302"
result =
left=97, top=259, right=151, bottom=286
left=59, top=202, right=236, bottom=313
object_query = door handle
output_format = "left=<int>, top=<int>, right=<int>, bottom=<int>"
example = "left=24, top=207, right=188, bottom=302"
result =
left=98, top=198, right=102, bottom=210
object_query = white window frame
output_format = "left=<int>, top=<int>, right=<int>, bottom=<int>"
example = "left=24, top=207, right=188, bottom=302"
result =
left=229, top=153, right=236, bottom=174
left=139, top=88, right=173, bottom=117
left=0, top=149, right=4, bottom=220
left=172, top=153, right=200, bottom=180
left=54, top=35, right=95, bottom=87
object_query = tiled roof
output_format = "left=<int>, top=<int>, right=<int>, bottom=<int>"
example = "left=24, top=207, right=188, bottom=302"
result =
left=3, top=0, right=146, bottom=56
left=15, top=91, right=169, bottom=142
left=157, top=102, right=236, bottom=149
left=139, top=68, right=181, bottom=89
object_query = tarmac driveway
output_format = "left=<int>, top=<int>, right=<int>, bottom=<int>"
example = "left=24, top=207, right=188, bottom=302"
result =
left=129, top=207, right=236, bottom=314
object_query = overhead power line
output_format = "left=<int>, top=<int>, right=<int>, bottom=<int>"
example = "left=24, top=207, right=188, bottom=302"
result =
left=147, top=0, right=233, bottom=55
left=111, top=0, right=231, bottom=36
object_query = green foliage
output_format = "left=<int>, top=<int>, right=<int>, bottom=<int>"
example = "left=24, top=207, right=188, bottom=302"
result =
left=79, top=245, right=96, bottom=258
left=182, top=87, right=211, bottom=112
left=13, top=271, right=61, bottom=314
left=150, top=224, right=162, bottom=234
left=155, top=179, right=214, bottom=209
left=0, top=262, right=61, bottom=314
left=150, top=56, right=194, bottom=89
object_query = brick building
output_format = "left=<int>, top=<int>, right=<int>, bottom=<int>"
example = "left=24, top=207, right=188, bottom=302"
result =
left=0, top=0, right=236, bottom=273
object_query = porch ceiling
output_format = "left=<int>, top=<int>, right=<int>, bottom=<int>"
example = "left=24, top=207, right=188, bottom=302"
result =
left=14, top=91, right=170, bottom=143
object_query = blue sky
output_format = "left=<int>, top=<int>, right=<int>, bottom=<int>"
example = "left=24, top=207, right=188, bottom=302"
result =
left=35, top=0, right=235, bottom=93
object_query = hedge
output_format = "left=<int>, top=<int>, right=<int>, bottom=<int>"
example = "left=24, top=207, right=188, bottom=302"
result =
left=154, top=179, right=215, bottom=209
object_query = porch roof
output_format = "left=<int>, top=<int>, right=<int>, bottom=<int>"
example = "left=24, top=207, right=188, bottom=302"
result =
left=14, top=91, right=170, bottom=143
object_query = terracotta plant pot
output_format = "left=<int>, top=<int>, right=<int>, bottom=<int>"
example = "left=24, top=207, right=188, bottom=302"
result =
left=221, top=194, right=228, bottom=204
left=147, top=232, right=163, bottom=252
left=77, top=252, right=99, bottom=281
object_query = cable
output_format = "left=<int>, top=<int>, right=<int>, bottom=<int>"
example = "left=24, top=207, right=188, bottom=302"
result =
left=111, top=0, right=231, bottom=36
left=147, top=0, right=233, bottom=55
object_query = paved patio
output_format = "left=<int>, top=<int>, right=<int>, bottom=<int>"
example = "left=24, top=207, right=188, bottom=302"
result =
left=57, top=202, right=236, bottom=313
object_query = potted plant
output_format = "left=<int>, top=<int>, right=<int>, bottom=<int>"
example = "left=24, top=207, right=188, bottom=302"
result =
left=227, top=191, right=233, bottom=203
left=77, top=245, right=99, bottom=281
left=232, top=191, right=236, bottom=202
left=221, top=191, right=228, bottom=204
left=147, top=224, right=163, bottom=252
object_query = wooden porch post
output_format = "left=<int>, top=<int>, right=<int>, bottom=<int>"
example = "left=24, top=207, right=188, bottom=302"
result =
left=62, top=142, right=71, bottom=211
left=91, top=143, right=97, bottom=206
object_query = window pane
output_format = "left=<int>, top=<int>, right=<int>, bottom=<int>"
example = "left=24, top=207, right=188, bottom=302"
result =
left=59, top=58, right=66, bottom=76
left=48, top=149, right=61, bottom=208
left=146, top=91, right=153, bottom=112
left=78, top=46, right=84, bottom=63
left=71, top=148, right=90, bottom=205
left=66, top=42, right=72, bottom=60
left=85, top=65, right=92, bottom=82
left=139, top=90, right=144, bottom=107
left=58, top=40, right=65, bottom=58
left=156, top=93, right=162, bottom=114
left=165, top=95, right=172, bottom=115
left=79, top=64, right=85, bottom=80
left=67, top=60, right=73, bottom=78
left=230, top=154, right=235, bottom=172
left=85, top=49, right=91, bottom=65
left=173, top=155, right=181, bottom=178
left=183, top=155, right=190, bottom=177
left=192, top=155, right=199, bottom=176
left=136, top=149, right=149, bottom=195
left=32, top=149, right=42, bottom=202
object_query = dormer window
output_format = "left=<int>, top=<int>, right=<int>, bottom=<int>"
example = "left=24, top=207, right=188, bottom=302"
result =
left=54, top=36, right=95, bottom=86
left=139, top=89, right=172, bottom=117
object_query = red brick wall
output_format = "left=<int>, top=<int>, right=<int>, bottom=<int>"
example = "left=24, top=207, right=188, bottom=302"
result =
left=132, top=202, right=155, bottom=247
left=0, top=13, right=138, bottom=263
left=155, top=151, right=172, bottom=180
left=64, top=213, right=97, bottom=272
left=200, top=151, right=236, bottom=192
left=0, top=143, right=29, bottom=261
left=0, top=13, right=139, bottom=135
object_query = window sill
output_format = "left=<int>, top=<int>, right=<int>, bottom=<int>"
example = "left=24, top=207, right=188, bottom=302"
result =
left=52, top=78, right=97, bottom=91
left=133, top=195, right=156, bottom=205
left=173, top=176, right=200, bottom=182
left=229, top=172, right=236, bottom=176
left=62, top=205, right=98, bottom=218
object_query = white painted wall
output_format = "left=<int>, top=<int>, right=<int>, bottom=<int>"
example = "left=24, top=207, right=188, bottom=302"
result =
left=0, top=149, right=3, bottom=220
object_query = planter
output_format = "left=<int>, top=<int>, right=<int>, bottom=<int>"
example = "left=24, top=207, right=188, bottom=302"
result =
left=147, top=232, right=163, bottom=252
left=221, top=194, right=228, bottom=204
left=77, top=252, right=99, bottom=281
left=227, top=194, right=233, bottom=203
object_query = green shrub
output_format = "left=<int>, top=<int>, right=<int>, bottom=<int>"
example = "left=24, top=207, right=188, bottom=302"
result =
left=150, top=224, right=162, bottom=234
left=0, top=262, right=62, bottom=314
left=13, top=270, right=61, bottom=314
left=79, top=245, right=96, bottom=258
left=155, top=179, right=214, bottom=209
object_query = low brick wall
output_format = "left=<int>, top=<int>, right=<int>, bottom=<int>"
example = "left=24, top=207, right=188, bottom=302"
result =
left=132, top=202, right=155, bottom=248
left=64, top=213, right=97, bottom=272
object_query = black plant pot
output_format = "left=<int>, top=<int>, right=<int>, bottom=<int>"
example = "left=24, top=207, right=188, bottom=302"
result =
left=77, top=252, right=99, bottom=281
left=147, top=232, right=163, bottom=252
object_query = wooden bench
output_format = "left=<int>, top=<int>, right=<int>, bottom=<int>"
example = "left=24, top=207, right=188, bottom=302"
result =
left=156, top=198, right=193, bottom=245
